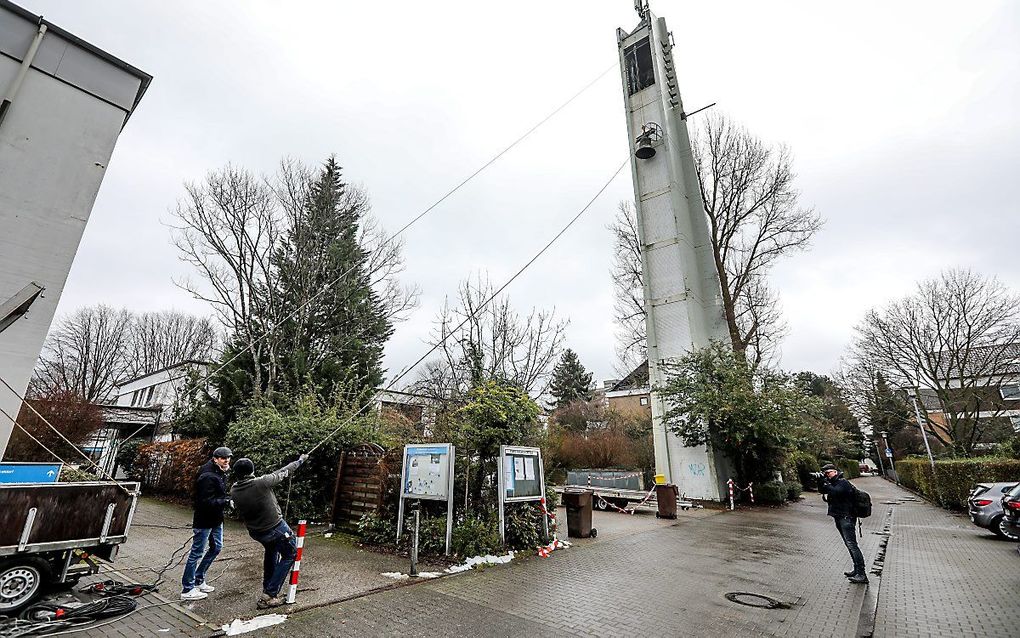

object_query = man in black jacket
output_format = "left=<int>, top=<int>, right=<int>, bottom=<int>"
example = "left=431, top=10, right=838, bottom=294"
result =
left=182, top=447, right=232, bottom=601
left=230, top=454, right=308, bottom=609
left=818, top=463, right=868, bottom=583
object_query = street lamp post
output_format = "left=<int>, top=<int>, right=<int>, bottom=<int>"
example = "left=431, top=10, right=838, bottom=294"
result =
left=907, top=388, right=937, bottom=473
left=879, top=431, right=899, bottom=485
left=874, top=440, right=886, bottom=477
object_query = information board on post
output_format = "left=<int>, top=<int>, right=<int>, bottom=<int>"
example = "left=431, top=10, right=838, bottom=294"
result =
left=397, top=443, right=455, bottom=555
left=497, top=445, right=547, bottom=544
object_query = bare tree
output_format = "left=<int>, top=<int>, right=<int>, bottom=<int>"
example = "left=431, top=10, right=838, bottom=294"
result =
left=692, top=113, right=820, bottom=367
left=171, top=165, right=285, bottom=395
left=609, top=201, right=646, bottom=374
left=413, top=276, right=567, bottom=400
left=126, top=310, right=219, bottom=377
left=32, top=305, right=132, bottom=402
left=847, top=269, right=1020, bottom=455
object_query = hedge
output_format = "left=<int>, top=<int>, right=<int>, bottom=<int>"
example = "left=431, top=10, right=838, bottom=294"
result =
left=897, top=457, right=1020, bottom=509
left=834, top=458, right=861, bottom=480
left=131, top=438, right=209, bottom=502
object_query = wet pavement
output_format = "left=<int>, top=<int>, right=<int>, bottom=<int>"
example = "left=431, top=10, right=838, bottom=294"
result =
left=68, top=478, right=1020, bottom=636
left=254, top=478, right=1020, bottom=637
left=75, top=497, right=447, bottom=636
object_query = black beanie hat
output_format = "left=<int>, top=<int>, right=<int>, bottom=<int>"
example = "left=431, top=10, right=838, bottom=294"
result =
left=233, top=458, right=254, bottom=477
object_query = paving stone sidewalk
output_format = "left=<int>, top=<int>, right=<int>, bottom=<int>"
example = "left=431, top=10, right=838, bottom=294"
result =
left=254, top=477, right=1020, bottom=637
left=70, top=496, right=445, bottom=637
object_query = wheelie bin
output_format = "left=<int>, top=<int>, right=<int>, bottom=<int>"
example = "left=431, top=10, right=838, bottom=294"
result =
left=655, top=483, right=679, bottom=519
left=562, top=488, right=597, bottom=538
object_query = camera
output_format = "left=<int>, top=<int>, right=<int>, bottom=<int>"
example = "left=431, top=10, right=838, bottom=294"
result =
left=809, top=471, right=826, bottom=481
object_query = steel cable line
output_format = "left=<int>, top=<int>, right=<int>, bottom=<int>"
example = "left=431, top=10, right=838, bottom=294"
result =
left=155, top=61, right=618, bottom=391
left=303, top=157, right=629, bottom=457
left=0, top=61, right=617, bottom=489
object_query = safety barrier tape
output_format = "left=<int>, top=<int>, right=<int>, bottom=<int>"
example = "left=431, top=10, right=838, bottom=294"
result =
left=727, top=479, right=754, bottom=510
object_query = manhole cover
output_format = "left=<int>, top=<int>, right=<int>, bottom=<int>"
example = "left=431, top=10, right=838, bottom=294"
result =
left=724, top=592, right=790, bottom=609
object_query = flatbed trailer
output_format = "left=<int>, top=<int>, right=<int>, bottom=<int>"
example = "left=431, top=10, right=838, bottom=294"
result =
left=0, top=481, right=140, bottom=614
left=552, top=485, right=698, bottom=513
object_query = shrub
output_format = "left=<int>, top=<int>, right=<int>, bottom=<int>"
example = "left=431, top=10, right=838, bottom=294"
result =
left=115, top=439, right=145, bottom=476
left=226, top=397, right=376, bottom=522
left=897, top=457, right=1020, bottom=509
left=834, top=458, right=861, bottom=479
left=59, top=465, right=96, bottom=482
left=131, top=438, right=209, bottom=500
left=786, top=481, right=803, bottom=501
left=785, top=451, right=820, bottom=489
left=358, top=512, right=396, bottom=547
left=754, top=480, right=787, bottom=504
left=451, top=515, right=501, bottom=557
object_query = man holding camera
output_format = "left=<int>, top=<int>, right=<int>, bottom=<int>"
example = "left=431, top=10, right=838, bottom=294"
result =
left=816, top=463, right=868, bottom=584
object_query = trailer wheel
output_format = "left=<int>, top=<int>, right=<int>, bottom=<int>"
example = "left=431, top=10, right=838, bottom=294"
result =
left=594, top=497, right=608, bottom=511
left=0, top=558, right=49, bottom=614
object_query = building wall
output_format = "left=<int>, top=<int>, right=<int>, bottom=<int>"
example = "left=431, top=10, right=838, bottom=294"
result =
left=607, top=393, right=651, bottom=417
left=0, top=6, right=148, bottom=455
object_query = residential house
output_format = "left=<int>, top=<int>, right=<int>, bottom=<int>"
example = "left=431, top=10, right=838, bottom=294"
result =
left=605, top=361, right=652, bottom=418
left=913, top=343, right=1020, bottom=450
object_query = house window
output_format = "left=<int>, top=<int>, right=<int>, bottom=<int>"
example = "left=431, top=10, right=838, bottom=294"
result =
left=130, top=390, right=141, bottom=407
left=640, top=396, right=649, bottom=406
left=1011, top=415, right=1020, bottom=433
left=999, top=384, right=1020, bottom=400
left=624, top=37, right=655, bottom=96
left=145, top=386, right=156, bottom=406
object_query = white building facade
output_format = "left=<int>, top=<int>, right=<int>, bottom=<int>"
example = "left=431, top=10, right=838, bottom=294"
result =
left=0, top=1, right=151, bottom=456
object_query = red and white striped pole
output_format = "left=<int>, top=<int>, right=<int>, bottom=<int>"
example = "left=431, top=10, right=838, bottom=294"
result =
left=748, top=483, right=754, bottom=505
left=286, top=519, right=307, bottom=604
left=727, top=479, right=734, bottom=511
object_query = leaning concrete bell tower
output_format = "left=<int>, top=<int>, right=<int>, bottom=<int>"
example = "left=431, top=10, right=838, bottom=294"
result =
left=617, top=1, right=731, bottom=501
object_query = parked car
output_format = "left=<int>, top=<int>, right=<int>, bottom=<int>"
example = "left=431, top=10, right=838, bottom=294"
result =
left=967, top=482, right=1019, bottom=540
left=1000, top=483, right=1020, bottom=541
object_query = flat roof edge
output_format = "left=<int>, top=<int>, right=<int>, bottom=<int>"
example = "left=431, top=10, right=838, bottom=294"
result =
left=1, top=0, right=152, bottom=119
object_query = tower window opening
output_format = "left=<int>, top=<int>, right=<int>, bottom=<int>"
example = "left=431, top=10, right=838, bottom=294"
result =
left=624, top=37, right=655, bottom=95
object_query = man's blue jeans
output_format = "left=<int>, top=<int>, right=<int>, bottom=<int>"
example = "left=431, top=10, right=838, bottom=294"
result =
left=182, top=525, right=223, bottom=592
left=834, top=515, right=866, bottom=575
left=249, top=520, right=297, bottom=598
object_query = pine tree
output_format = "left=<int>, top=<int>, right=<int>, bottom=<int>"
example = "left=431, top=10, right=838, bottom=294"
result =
left=548, top=349, right=594, bottom=408
left=274, top=157, right=392, bottom=404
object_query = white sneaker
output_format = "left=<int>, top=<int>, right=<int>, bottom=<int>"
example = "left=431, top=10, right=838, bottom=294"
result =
left=181, top=589, right=208, bottom=601
left=197, top=583, right=215, bottom=593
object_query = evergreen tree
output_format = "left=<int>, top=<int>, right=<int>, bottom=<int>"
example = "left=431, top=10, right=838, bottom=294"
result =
left=274, top=157, right=392, bottom=404
left=548, top=349, right=594, bottom=408
left=796, top=371, right=866, bottom=459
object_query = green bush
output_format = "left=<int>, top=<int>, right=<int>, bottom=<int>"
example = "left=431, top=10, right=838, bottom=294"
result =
left=754, top=480, right=787, bottom=504
left=358, top=512, right=396, bottom=546
left=834, top=458, right=861, bottom=479
left=897, top=457, right=1020, bottom=509
left=785, top=451, right=820, bottom=490
left=115, top=439, right=145, bottom=476
left=58, top=465, right=96, bottom=482
left=786, top=481, right=803, bottom=501
left=226, top=397, right=377, bottom=522
left=451, top=516, right=501, bottom=557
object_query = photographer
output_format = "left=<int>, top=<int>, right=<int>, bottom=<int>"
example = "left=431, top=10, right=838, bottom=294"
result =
left=815, top=463, right=868, bottom=584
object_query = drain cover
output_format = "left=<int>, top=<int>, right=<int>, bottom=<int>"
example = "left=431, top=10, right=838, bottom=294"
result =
left=724, top=592, right=790, bottom=609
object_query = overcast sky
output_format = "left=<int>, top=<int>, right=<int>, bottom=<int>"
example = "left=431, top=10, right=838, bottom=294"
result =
left=24, top=0, right=1020, bottom=386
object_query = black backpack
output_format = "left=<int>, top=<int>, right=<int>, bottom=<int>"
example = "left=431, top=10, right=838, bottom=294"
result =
left=852, top=485, right=872, bottom=518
